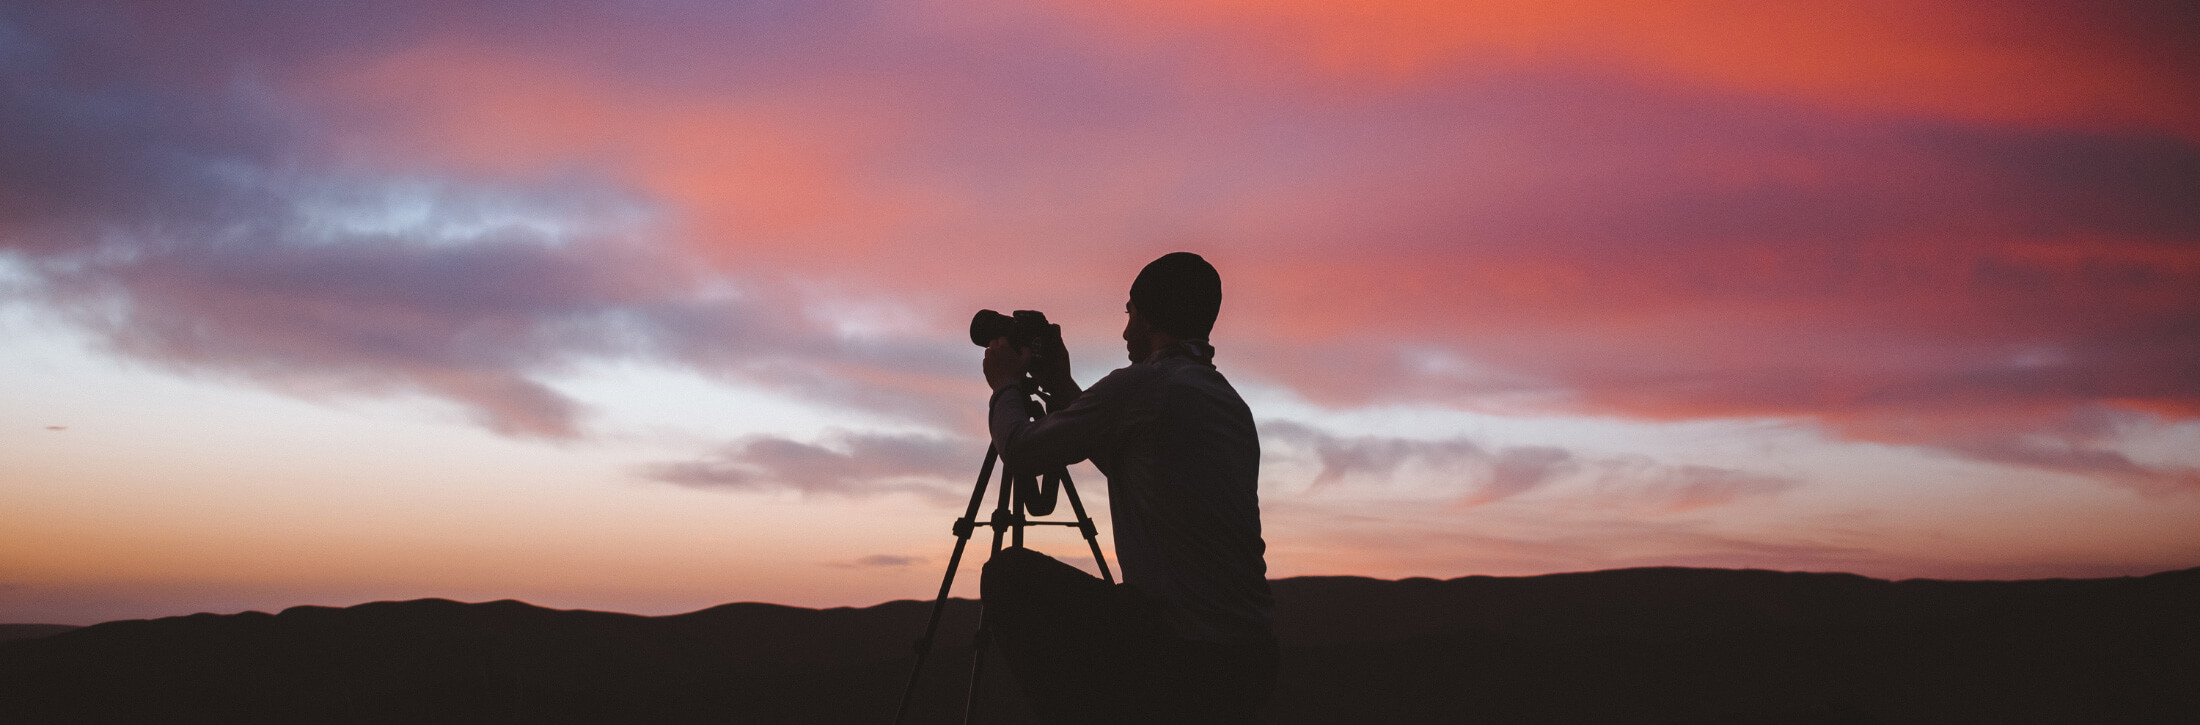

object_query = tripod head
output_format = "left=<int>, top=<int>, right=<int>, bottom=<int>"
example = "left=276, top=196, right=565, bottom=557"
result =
left=1006, top=379, right=1066, bottom=517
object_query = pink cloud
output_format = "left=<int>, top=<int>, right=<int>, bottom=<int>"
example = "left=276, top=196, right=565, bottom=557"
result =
left=643, top=429, right=972, bottom=498
left=1264, top=422, right=1801, bottom=510
left=1048, top=0, right=2200, bottom=140
left=3, top=1, right=2192, bottom=494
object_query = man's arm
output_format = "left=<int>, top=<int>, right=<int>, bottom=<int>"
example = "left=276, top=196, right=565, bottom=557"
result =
left=988, top=376, right=1120, bottom=470
left=1032, top=330, right=1083, bottom=408
left=986, top=331, right=1082, bottom=409
left=984, top=339, right=1130, bottom=470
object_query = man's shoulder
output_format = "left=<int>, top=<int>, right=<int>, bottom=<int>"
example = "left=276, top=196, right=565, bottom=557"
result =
left=1090, top=358, right=1245, bottom=404
left=1153, top=356, right=1233, bottom=384
left=1072, top=363, right=1166, bottom=407
left=1153, top=359, right=1251, bottom=412
left=1092, top=361, right=1166, bottom=387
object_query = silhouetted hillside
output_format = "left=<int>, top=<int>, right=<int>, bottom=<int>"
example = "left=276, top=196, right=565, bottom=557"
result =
left=3, top=566, right=2195, bottom=723
left=0, top=623, right=76, bottom=644
left=1266, top=567, right=2200, bottom=723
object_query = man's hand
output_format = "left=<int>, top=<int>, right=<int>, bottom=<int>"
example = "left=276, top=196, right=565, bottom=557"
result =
left=1031, top=329, right=1076, bottom=396
left=984, top=337, right=1030, bottom=392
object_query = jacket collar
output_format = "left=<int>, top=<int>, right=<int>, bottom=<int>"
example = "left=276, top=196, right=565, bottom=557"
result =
left=1144, top=339, right=1216, bottom=368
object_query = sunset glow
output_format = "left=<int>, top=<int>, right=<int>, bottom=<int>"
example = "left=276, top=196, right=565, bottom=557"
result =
left=3, top=1, right=2195, bottom=625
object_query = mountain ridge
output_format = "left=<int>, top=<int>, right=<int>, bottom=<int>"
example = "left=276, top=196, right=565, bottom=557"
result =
left=4, top=566, right=2195, bottom=723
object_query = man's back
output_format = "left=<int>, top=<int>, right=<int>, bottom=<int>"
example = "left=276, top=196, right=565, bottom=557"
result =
left=1086, top=349, right=1270, bottom=644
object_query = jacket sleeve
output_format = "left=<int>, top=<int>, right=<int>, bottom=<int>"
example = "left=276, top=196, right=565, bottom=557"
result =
left=988, top=367, right=1135, bottom=470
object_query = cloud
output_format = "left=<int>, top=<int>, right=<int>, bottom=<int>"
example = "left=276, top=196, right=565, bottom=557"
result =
left=642, top=429, right=974, bottom=497
left=0, top=15, right=971, bottom=436
left=1263, top=420, right=1487, bottom=489
left=1589, top=457, right=1804, bottom=512
left=1942, top=433, right=2200, bottom=497
left=1263, top=421, right=1797, bottom=510
left=0, top=8, right=610, bottom=436
left=0, top=3, right=1028, bottom=437
left=1476, top=446, right=1578, bottom=506
left=39, top=229, right=659, bottom=436
left=1053, top=0, right=2200, bottom=140
left=1658, top=466, right=1802, bottom=512
left=1215, top=96, right=2200, bottom=484
left=0, top=1, right=2191, bottom=496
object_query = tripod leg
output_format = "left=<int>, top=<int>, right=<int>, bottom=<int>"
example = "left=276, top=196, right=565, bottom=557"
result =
left=893, top=447, right=1001, bottom=725
left=953, top=456, right=1023, bottom=723
left=990, top=461, right=1016, bottom=554
left=1058, top=471, right=1115, bottom=585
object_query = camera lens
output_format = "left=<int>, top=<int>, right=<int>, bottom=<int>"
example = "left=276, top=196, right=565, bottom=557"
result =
left=970, top=309, right=1012, bottom=346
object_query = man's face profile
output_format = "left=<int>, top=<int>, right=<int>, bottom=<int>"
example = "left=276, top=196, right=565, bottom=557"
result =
left=1123, top=301, right=1154, bottom=364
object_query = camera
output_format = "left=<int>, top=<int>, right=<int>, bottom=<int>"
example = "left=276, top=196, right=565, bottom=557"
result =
left=969, top=309, right=1060, bottom=353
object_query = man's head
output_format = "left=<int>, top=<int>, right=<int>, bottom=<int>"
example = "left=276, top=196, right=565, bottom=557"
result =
left=1124, top=252, right=1221, bottom=362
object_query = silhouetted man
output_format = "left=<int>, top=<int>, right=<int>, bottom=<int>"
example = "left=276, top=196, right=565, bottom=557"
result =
left=980, top=252, right=1275, bottom=723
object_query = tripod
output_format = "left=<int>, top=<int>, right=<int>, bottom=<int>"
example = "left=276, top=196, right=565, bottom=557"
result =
left=892, top=385, right=1112, bottom=725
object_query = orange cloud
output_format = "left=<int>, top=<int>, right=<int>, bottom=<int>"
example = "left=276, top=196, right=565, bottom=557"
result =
left=307, top=41, right=940, bottom=266
left=1229, top=232, right=2200, bottom=493
left=1054, top=0, right=2200, bottom=139
left=11, top=1, right=2189, bottom=491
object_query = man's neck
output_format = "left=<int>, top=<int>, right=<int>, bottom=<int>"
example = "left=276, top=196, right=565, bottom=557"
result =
left=1143, top=336, right=1216, bottom=367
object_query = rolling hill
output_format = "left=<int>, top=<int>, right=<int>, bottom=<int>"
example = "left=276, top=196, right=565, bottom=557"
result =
left=3, top=566, right=2195, bottom=723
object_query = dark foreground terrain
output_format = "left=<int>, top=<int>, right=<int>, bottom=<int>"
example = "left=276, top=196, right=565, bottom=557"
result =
left=3, top=566, right=2195, bottom=723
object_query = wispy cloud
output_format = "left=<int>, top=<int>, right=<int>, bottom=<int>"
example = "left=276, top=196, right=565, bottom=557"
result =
left=642, top=430, right=973, bottom=498
left=0, top=1, right=2192, bottom=494
left=1263, top=421, right=1800, bottom=510
left=1587, top=457, right=1804, bottom=513
left=1943, top=434, right=2200, bottom=497
left=1263, top=420, right=1488, bottom=489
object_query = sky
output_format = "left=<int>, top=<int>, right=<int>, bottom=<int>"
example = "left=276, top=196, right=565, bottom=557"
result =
left=2, top=1, right=2196, bottom=625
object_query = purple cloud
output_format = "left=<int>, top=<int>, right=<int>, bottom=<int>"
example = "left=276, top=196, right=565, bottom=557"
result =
left=1262, top=421, right=1488, bottom=489
left=0, top=1, right=2191, bottom=501
left=1944, top=435, right=2200, bottom=496
left=1472, top=446, right=1578, bottom=507
left=643, top=430, right=974, bottom=497
left=1263, top=421, right=1796, bottom=510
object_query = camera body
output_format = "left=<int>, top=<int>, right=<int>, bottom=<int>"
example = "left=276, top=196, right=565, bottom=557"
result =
left=969, top=309, right=1060, bottom=353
